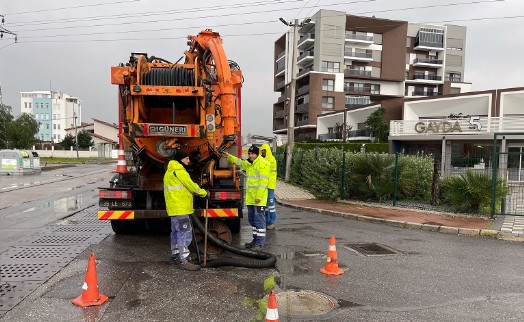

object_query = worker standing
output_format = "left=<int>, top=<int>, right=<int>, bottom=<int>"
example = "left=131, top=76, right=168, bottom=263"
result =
left=223, top=145, right=270, bottom=250
left=260, top=144, right=277, bottom=230
left=164, top=150, right=207, bottom=271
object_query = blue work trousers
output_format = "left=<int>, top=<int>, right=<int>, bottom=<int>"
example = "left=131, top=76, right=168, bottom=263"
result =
left=247, top=205, right=266, bottom=246
left=265, top=189, right=276, bottom=225
left=170, top=215, right=193, bottom=263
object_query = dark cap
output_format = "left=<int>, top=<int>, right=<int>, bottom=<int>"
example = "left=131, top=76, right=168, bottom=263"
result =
left=248, top=144, right=259, bottom=155
left=173, top=149, right=189, bottom=162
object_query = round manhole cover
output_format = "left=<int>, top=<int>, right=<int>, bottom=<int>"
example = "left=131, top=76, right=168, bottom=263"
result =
left=273, top=290, right=336, bottom=317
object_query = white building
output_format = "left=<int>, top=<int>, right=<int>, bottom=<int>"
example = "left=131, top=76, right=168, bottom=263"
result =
left=65, top=118, right=118, bottom=158
left=20, top=91, right=82, bottom=143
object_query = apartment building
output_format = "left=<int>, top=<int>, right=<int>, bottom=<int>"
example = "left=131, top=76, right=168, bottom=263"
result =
left=273, top=9, right=469, bottom=141
left=20, top=90, right=82, bottom=143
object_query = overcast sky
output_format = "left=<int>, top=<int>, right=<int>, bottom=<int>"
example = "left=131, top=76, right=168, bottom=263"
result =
left=0, top=0, right=522, bottom=137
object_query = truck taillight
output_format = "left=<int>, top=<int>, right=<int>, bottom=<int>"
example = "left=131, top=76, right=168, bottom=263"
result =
left=211, top=191, right=241, bottom=200
left=99, top=190, right=132, bottom=199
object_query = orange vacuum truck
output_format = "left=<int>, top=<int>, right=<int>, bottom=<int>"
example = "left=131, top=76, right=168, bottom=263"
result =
left=98, top=29, right=244, bottom=239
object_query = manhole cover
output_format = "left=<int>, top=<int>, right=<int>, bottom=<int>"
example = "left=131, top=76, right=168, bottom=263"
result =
left=0, top=245, right=86, bottom=261
left=344, top=243, right=399, bottom=256
left=273, top=290, right=335, bottom=317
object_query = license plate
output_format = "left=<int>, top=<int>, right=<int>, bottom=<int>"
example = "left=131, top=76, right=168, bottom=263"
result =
left=99, top=200, right=133, bottom=208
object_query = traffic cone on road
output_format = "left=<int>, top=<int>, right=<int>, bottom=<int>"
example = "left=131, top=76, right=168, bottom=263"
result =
left=265, top=290, right=279, bottom=322
left=114, top=149, right=128, bottom=173
left=72, top=252, right=108, bottom=307
left=320, top=235, right=344, bottom=276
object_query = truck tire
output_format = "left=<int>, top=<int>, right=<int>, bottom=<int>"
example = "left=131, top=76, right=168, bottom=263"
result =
left=225, top=218, right=241, bottom=234
left=111, top=220, right=139, bottom=234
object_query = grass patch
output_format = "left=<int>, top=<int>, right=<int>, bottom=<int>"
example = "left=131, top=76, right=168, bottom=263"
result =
left=40, top=157, right=103, bottom=164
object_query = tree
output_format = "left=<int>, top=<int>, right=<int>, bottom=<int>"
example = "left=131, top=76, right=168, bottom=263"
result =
left=365, top=107, right=389, bottom=143
left=0, top=104, right=14, bottom=149
left=7, top=113, right=39, bottom=149
left=61, top=133, right=76, bottom=150
left=77, top=130, right=94, bottom=149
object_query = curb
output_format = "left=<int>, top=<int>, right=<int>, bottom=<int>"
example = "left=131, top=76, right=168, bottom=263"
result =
left=277, top=198, right=523, bottom=242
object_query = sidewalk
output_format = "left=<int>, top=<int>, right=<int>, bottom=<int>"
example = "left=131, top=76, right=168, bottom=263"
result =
left=275, top=180, right=524, bottom=242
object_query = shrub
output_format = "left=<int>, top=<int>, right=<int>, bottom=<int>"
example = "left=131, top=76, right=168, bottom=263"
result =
left=441, top=170, right=509, bottom=214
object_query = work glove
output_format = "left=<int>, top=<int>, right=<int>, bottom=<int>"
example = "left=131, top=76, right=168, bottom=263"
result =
left=205, top=190, right=211, bottom=201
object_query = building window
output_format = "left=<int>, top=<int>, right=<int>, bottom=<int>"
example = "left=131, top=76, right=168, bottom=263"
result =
left=58, top=134, right=61, bottom=140
left=46, top=124, right=49, bottom=130
left=322, top=79, right=334, bottom=91
left=370, top=84, right=380, bottom=94
left=321, top=61, right=340, bottom=73
left=322, top=96, right=334, bottom=109
left=45, top=113, right=49, bottom=120
left=53, top=114, right=56, bottom=120
left=53, top=134, right=56, bottom=140
left=446, top=72, right=461, bottom=82
left=53, top=124, right=56, bottom=130
left=29, top=103, right=32, bottom=108
left=57, top=124, right=60, bottom=130
left=24, top=102, right=27, bottom=108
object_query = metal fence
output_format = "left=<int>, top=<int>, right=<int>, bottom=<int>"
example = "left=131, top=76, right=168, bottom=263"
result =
left=275, top=148, right=524, bottom=217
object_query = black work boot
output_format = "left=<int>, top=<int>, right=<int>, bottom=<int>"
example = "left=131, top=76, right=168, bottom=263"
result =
left=180, top=261, right=201, bottom=271
left=244, top=240, right=256, bottom=249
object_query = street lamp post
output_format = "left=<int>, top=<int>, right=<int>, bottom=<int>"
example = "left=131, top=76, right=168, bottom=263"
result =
left=280, top=17, right=310, bottom=182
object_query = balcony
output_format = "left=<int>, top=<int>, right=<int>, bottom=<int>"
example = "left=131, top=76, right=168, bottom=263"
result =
left=345, top=33, right=373, bottom=44
left=297, top=33, right=315, bottom=49
left=345, top=86, right=372, bottom=93
left=413, top=58, right=443, bottom=67
left=297, top=85, right=309, bottom=95
left=276, top=95, right=285, bottom=103
left=296, top=102, right=309, bottom=113
left=318, top=129, right=373, bottom=141
left=275, top=110, right=286, bottom=118
left=344, top=69, right=372, bottom=77
left=318, top=132, right=343, bottom=140
left=297, top=66, right=312, bottom=78
left=276, top=51, right=286, bottom=61
left=411, top=91, right=440, bottom=97
left=275, top=64, right=285, bottom=77
left=414, top=41, right=444, bottom=51
left=343, top=51, right=372, bottom=62
left=413, top=74, right=442, bottom=82
left=296, top=119, right=309, bottom=126
left=297, top=50, right=314, bottom=65
left=275, top=80, right=286, bottom=90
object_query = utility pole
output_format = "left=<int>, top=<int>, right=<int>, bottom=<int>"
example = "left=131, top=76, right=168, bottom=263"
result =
left=280, top=17, right=311, bottom=182
left=74, top=112, right=79, bottom=159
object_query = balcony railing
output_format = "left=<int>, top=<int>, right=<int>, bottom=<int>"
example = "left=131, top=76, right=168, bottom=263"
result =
left=413, top=74, right=442, bottom=81
left=414, top=41, right=444, bottom=49
left=276, top=80, right=286, bottom=90
left=345, top=33, right=373, bottom=42
left=390, top=116, right=524, bottom=137
left=412, top=91, right=439, bottom=96
left=344, top=51, right=372, bottom=59
left=345, top=86, right=372, bottom=93
left=296, top=102, right=309, bottom=113
left=318, top=130, right=373, bottom=141
left=413, top=58, right=443, bottom=65
left=296, top=119, right=309, bottom=126
left=297, top=66, right=312, bottom=78
left=297, top=50, right=314, bottom=62
left=277, top=95, right=285, bottom=103
left=276, top=51, right=286, bottom=60
left=275, top=110, right=286, bottom=118
left=298, top=33, right=315, bottom=47
left=344, top=69, right=372, bottom=77
left=297, top=85, right=309, bottom=95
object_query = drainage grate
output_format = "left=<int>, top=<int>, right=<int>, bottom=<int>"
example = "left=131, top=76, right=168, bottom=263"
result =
left=344, top=243, right=399, bottom=256
left=0, top=245, right=86, bottom=261
left=0, top=281, right=41, bottom=311
left=18, top=234, right=107, bottom=245
left=0, top=261, right=68, bottom=281
left=275, top=290, right=336, bottom=318
left=49, top=226, right=110, bottom=234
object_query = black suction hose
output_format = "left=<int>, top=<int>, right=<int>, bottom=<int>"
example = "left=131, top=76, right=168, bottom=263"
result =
left=191, top=215, right=277, bottom=268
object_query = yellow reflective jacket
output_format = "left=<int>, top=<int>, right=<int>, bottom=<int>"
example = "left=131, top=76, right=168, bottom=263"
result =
left=227, top=154, right=270, bottom=206
left=163, top=160, right=207, bottom=216
left=260, top=143, right=277, bottom=189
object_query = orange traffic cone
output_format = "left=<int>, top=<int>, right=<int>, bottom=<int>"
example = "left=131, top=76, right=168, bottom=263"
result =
left=72, top=252, right=109, bottom=307
left=265, top=290, right=279, bottom=322
left=114, top=149, right=128, bottom=173
left=320, top=235, right=344, bottom=276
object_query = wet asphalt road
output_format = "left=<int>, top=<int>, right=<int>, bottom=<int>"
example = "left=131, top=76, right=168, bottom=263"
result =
left=1, top=164, right=524, bottom=321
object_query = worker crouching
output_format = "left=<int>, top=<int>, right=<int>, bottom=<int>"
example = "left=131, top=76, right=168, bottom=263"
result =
left=223, top=145, right=270, bottom=250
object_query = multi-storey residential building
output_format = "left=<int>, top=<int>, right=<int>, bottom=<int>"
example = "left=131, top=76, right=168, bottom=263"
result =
left=20, top=91, right=82, bottom=143
left=273, top=9, right=469, bottom=141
